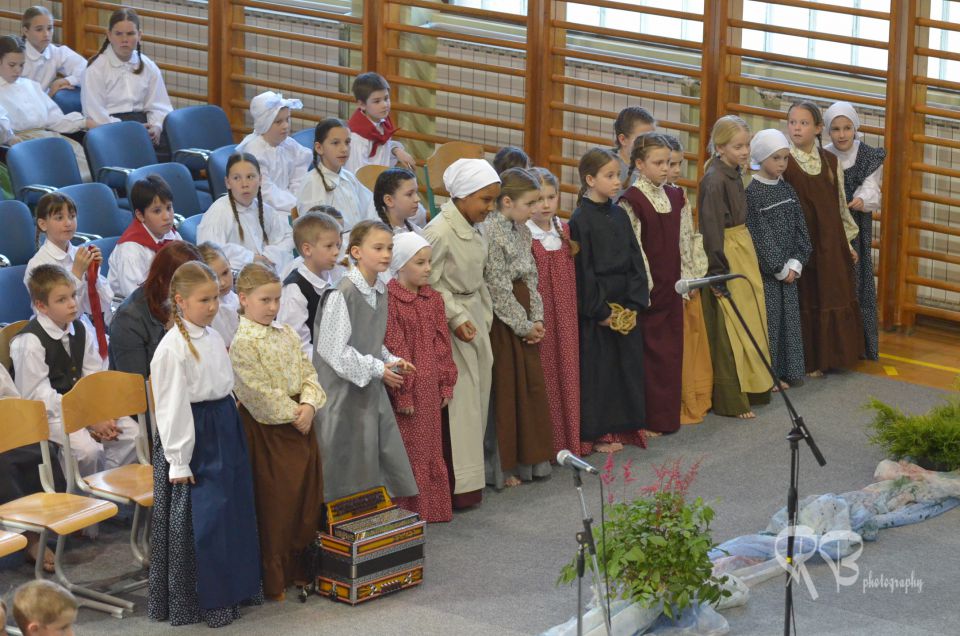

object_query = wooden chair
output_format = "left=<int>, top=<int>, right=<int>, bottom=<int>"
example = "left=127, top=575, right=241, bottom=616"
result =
left=0, top=529, right=28, bottom=558
left=356, top=164, right=390, bottom=193
left=61, top=371, right=153, bottom=576
left=423, top=141, right=485, bottom=216
left=0, top=320, right=28, bottom=371
left=0, top=398, right=128, bottom=617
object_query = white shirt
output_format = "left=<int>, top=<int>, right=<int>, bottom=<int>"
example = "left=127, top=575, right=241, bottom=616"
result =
left=0, top=103, right=14, bottom=144
left=210, top=291, right=240, bottom=347
left=278, top=261, right=337, bottom=357
left=196, top=195, right=295, bottom=273
left=81, top=46, right=172, bottom=128
left=150, top=318, right=234, bottom=479
left=315, top=267, right=399, bottom=387
left=26, top=241, right=114, bottom=325
left=0, top=365, right=17, bottom=398
left=295, top=163, right=377, bottom=232
left=824, top=140, right=883, bottom=212
left=235, top=134, right=312, bottom=215
left=24, top=41, right=86, bottom=91
left=526, top=219, right=562, bottom=252
left=0, top=77, right=85, bottom=134
left=344, top=128, right=405, bottom=174
left=107, top=228, right=181, bottom=297
left=11, top=313, right=106, bottom=444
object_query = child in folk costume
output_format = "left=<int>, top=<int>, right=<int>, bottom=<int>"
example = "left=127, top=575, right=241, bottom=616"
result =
left=662, top=135, right=712, bottom=424
left=373, top=167, right=424, bottom=236
left=570, top=148, right=650, bottom=452
left=230, top=263, right=325, bottom=601
left=149, top=261, right=261, bottom=628
left=346, top=72, right=416, bottom=173
left=21, top=5, right=86, bottom=113
left=620, top=133, right=696, bottom=434
left=423, top=159, right=499, bottom=507
left=483, top=168, right=553, bottom=486
left=824, top=101, right=885, bottom=361
left=108, top=175, right=181, bottom=297
left=528, top=167, right=585, bottom=455
left=313, top=220, right=417, bottom=502
left=235, top=91, right=312, bottom=217
left=197, top=242, right=240, bottom=346
left=613, top=106, right=656, bottom=192
left=697, top=116, right=771, bottom=418
left=197, top=152, right=295, bottom=275
left=783, top=101, right=863, bottom=375
left=746, top=130, right=813, bottom=388
left=384, top=233, right=458, bottom=522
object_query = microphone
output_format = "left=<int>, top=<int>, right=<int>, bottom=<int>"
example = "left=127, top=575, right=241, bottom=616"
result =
left=674, top=273, right=744, bottom=295
left=556, top=450, right=599, bottom=475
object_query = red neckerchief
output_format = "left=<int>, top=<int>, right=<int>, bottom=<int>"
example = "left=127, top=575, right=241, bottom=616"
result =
left=118, top=220, right=175, bottom=252
left=348, top=108, right=397, bottom=158
left=87, top=258, right=108, bottom=360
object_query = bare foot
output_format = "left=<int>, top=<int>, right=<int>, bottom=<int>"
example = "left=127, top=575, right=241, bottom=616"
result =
left=25, top=533, right=55, bottom=573
left=593, top=442, right=622, bottom=453
left=736, top=411, right=756, bottom=419
left=807, top=370, right=824, bottom=378
left=504, top=475, right=522, bottom=488
left=772, top=380, right=790, bottom=393
left=646, top=431, right=663, bottom=438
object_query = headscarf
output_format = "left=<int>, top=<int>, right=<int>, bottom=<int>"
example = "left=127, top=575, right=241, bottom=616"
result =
left=390, top=232, right=431, bottom=275
left=749, top=129, right=790, bottom=169
left=823, top=101, right=861, bottom=136
left=250, top=91, right=303, bottom=135
left=443, top=158, right=500, bottom=199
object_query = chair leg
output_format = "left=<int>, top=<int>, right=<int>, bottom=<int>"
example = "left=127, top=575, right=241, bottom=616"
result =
left=129, top=505, right=146, bottom=567
left=52, top=533, right=134, bottom=615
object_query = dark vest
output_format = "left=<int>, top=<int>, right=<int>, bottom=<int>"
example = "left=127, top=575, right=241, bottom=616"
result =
left=18, top=319, right=86, bottom=395
left=283, top=270, right=332, bottom=343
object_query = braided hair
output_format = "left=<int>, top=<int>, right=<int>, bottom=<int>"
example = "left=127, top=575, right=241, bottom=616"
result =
left=169, top=261, right=218, bottom=360
left=312, top=118, right=348, bottom=193
left=88, top=8, right=145, bottom=74
left=373, top=168, right=418, bottom=232
left=225, top=152, right=268, bottom=244
left=624, top=132, right=672, bottom=189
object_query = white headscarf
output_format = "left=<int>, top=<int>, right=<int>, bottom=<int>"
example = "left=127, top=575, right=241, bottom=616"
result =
left=443, top=159, right=500, bottom=199
left=250, top=91, right=303, bottom=135
left=750, top=129, right=790, bottom=168
left=823, top=101, right=861, bottom=136
left=390, top=232, right=431, bottom=276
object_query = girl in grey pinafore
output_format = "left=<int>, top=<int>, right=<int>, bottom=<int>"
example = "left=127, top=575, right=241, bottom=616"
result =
left=312, top=270, right=418, bottom=503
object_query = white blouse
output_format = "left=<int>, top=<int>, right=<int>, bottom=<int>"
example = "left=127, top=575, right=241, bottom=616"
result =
left=81, top=46, right=172, bottom=128
left=196, top=195, right=295, bottom=273
left=150, top=318, right=234, bottom=479
left=106, top=228, right=182, bottom=297
left=210, top=291, right=240, bottom=347
left=235, top=134, right=312, bottom=215
left=25, top=241, right=114, bottom=325
left=525, top=219, right=562, bottom=252
left=314, top=267, right=399, bottom=387
left=344, top=129, right=404, bottom=174
left=24, top=41, right=86, bottom=91
left=278, top=260, right=337, bottom=357
left=295, top=163, right=377, bottom=232
left=0, top=77, right=85, bottom=134
left=824, top=140, right=884, bottom=212
left=0, top=104, right=12, bottom=143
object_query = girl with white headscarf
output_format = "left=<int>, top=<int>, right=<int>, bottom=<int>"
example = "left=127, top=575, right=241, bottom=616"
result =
left=236, top=91, right=313, bottom=217
left=823, top=101, right=885, bottom=360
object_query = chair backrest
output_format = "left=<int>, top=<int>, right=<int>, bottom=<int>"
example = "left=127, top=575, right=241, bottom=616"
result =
left=0, top=398, right=48, bottom=453
left=207, top=144, right=235, bottom=200
left=88, top=236, right=119, bottom=276
left=58, top=183, right=132, bottom=239
left=84, top=122, right=158, bottom=185
left=6, top=137, right=83, bottom=200
left=425, top=141, right=485, bottom=199
left=126, top=163, right=205, bottom=218
left=0, top=200, right=38, bottom=266
left=356, top=165, right=390, bottom=193
left=0, top=320, right=28, bottom=371
left=292, top=128, right=315, bottom=150
left=177, top=213, right=203, bottom=245
left=0, top=265, right=32, bottom=325
left=164, top=105, right=234, bottom=155
left=61, top=370, right=148, bottom=436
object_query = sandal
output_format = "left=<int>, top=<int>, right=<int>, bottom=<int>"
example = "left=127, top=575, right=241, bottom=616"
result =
left=25, top=534, right=55, bottom=573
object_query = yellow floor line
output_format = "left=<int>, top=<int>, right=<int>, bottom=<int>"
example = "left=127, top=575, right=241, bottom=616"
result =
left=879, top=353, right=960, bottom=374
left=883, top=365, right=899, bottom=376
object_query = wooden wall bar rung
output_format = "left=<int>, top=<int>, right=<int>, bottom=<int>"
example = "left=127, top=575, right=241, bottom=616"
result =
left=229, top=75, right=353, bottom=103
left=397, top=0, right=528, bottom=24
left=910, top=162, right=960, bottom=180
left=903, top=304, right=960, bottom=323
left=729, top=18, right=886, bottom=50
left=551, top=47, right=701, bottom=78
left=565, top=0, right=702, bottom=22
left=905, top=276, right=960, bottom=295
left=912, top=134, right=960, bottom=151
left=727, top=75, right=886, bottom=107
left=549, top=101, right=701, bottom=135
left=383, top=22, right=525, bottom=50
left=553, top=20, right=702, bottom=51
left=229, top=48, right=359, bottom=77
left=231, top=0, right=363, bottom=25
left=390, top=103, right=525, bottom=131
left=915, top=47, right=960, bottom=65
left=385, top=49, right=526, bottom=77
left=908, top=249, right=960, bottom=268
left=908, top=220, right=960, bottom=239
left=726, top=46, right=888, bottom=78
left=384, top=75, right=526, bottom=104
left=232, top=24, right=362, bottom=50
left=82, top=1, right=208, bottom=26
left=552, top=75, right=701, bottom=106
left=761, top=0, right=890, bottom=20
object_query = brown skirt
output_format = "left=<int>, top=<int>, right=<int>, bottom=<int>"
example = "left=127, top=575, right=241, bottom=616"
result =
left=239, top=402, right=324, bottom=597
left=489, top=280, right=554, bottom=471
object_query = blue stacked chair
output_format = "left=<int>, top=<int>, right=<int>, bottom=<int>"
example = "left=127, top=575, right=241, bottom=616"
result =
left=84, top=122, right=158, bottom=208
left=59, top=183, right=132, bottom=239
left=88, top=236, right=120, bottom=277
left=0, top=200, right=37, bottom=267
left=6, top=138, right=83, bottom=207
left=207, top=144, right=236, bottom=200
left=292, top=128, right=315, bottom=150
left=126, top=163, right=210, bottom=218
left=164, top=105, right=234, bottom=195
left=0, top=264, right=31, bottom=324
left=177, top=214, right=203, bottom=245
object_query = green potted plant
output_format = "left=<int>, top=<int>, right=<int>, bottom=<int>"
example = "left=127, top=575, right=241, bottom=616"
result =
left=865, top=396, right=960, bottom=472
left=557, top=456, right=729, bottom=621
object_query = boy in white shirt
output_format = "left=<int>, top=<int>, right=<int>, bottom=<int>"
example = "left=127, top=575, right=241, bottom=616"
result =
left=20, top=6, right=86, bottom=113
left=108, top=175, right=182, bottom=297
left=12, top=264, right=138, bottom=477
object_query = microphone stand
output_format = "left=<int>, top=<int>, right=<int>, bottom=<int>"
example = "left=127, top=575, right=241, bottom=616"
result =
left=572, top=469, right=611, bottom=636
left=713, top=283, right=826, bottom=636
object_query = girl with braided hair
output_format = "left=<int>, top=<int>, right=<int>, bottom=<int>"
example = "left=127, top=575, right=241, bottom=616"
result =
left=197, top=152, right=294, bottom=275
left=148, top=261, right=262, bottom=627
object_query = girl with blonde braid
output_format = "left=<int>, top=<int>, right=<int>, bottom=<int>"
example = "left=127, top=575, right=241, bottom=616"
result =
left=197, top=152, right=294, bottom=275
left=149, top=261, right=261, bottom=628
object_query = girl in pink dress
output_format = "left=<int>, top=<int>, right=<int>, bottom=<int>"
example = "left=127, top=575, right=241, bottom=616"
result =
left=384, top=233, right=459, bottom=522
left=528, top=168, right=587, bottom=456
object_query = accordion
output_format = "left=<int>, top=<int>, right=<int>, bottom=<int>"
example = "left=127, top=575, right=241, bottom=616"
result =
left=303, top=486, right=425, bottom=605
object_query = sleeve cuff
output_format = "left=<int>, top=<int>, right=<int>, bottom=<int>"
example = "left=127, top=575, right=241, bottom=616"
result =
left=787, top=259, right=802, bottom=276
left=774, top=264, right=790, bottom=281
left=168, top=463, right=193, bottom=480
left=373, top=358, right=386, bottom=378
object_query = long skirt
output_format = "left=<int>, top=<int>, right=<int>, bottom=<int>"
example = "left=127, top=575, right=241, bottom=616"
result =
left=488, top=280, right=553, bottom=479
left=680, top=293, right=713, bottom=425
left=853, top=210, right=879, bottom=360
left=239, top=403, right=323, bottom=598
left=762, top=276, right=806, bottom=383
left=148, top=396, right=262, bottom=628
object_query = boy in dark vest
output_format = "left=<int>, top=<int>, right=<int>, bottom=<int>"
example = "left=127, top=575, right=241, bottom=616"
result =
left=278, top=210, right=344, bottom=356
left=12, top=264, right=137, bottom=476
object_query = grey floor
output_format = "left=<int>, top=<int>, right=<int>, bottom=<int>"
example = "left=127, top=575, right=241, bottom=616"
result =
left=1, top=370, right=956, bottom=635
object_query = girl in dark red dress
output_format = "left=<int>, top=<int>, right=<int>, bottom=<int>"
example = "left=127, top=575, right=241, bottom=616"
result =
left=385, top=232, right=459, bottom=522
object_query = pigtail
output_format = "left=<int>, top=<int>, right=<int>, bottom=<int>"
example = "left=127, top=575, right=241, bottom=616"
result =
left=87, top=38, right=109, bottom=66
left=552, top=214, right=576, bottom=256
left=623, top=164, right=636, bottom=191
left=318, top=168, right=335, bottom=193
left=133, top=41, right=144, bottom=74
left=34, top=224, right=42, bottom=250
left=256, top=188, right=267, bottom=244
left=170, top=289, right=200, bottom=361
left=576, top=184, right=587, bottom=206
left=375, top=204, right=391, bottom=228
left=404, top=219, right=415, bottom=232
left=227, top=190, right=246, bottom=241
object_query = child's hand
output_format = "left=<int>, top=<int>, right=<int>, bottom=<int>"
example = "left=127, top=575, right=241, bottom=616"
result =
left=440, top=397, right=451, bottom=408
left=87, top=419, right=119, bottom=442
left=170, top=475, right=196, bottom=485
left=398, top=406, right=415, bottom=416
left=848, top=197, right=865, bottom=212
left=849, top=245, right=859, bottom=265
left=293, top=403, right=315, bottom=435
left=454, top=321, right=477, bottom=343
left=144, top=123, right=162, bottom=144
left=87, top=244, right=103, bottom=263
left=254, top=253, right=275, bottom=267
left=599, top=316, right=612, bottom=327
left=784, top=270, right=797, bottom=284
left=396, top=359, right=416, bottom=374
left=48, top=78, right=73, bottom=96
left=383, top=361, right=405, bottom=389
left=524, top=321, right=545, bottom=344
left=73, top=245, right=96, bottom=278
left=393, top=148, right=416, bottom=170
left=9, top=135, right=23, bottom=145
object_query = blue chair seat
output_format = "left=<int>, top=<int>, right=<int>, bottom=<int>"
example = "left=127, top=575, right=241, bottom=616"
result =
left=126, top=163, right=209, bottom=218
left=0, top=200, right=38, bottom=267
left=0, top=264, right=32, bottom=324
left=177, top=214, right=203, bottom=245
left=58, top=183, right=132, bottom=239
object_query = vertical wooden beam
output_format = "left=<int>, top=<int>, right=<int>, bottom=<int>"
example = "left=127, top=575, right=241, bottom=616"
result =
left=700, top=0, right=739, bottom=186
left=364, top=0, right=385, bottom=72
left=213, top=1, right=246, bottom=139
left=61, top=0, right=85, bottom=53
left=534, top=1, right=566, bottom=187
left=207, top=0, right=223, bottom=105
